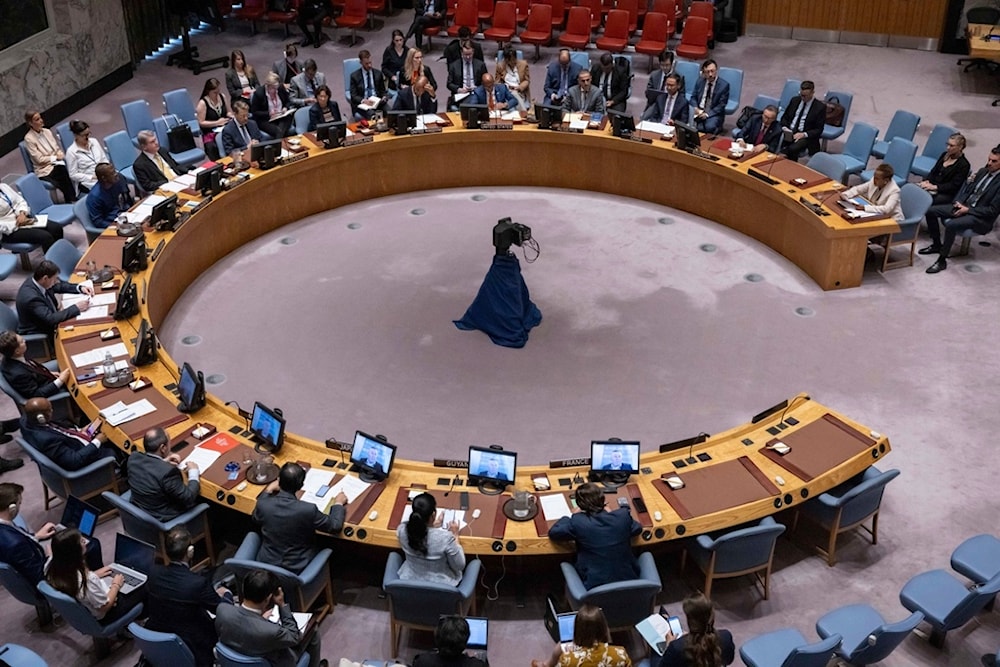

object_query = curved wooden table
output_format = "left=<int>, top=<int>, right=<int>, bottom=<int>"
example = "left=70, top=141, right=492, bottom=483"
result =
left=57, top=122, right=893, bottom=556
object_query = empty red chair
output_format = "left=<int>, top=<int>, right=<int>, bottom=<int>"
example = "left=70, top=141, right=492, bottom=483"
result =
left=542, top=0, right=566, bottom=31
left=650, top=0, right=676, bottom=37
left=515, top=0, right=530, bottom=24
left=558, top=6, right=592, bottom=49
left=635, top=12, right=669, bottom=71
left=265, top=0, right=299, bottom=37
left=446, top=0, right=459, bottom=21
left=675, top=14, right=709, bottom=59
left=595, top=8, right=628, bottom=52
left=519, top=2, right=553, bottom=59
left=478, top=0, right=495, bottom=29
left=335, top=0, right=368, bottom=45
left=600, top=0, right=614, bottom=19
left=484, top=1, right=517, bottom=44
left=448, top=0, right=478, bottom=35
left=616, top=0, right=638, bottom=34
left=579, top=0, right=602, bottom=31
left=688, top=0, right=715, bottom=46
left=231, top=0, right=267, bottom=34
left=366, top=0, right=386, bottom=29
left=423, top=24, right=443, bottom=50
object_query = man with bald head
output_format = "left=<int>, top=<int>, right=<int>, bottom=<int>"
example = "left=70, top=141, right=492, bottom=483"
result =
left=393, top=76, right=438, bottom=114
left=128, top=426, right=201, bottom=521
left=18, top=397, right=114, bottom=471
left=468, top=73, right=517, bottom=111
left=86, top=162, right=134, bottom=228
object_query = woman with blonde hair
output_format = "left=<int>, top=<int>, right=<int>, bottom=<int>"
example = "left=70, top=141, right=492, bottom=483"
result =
left=399, top=47, right=437, bottom=98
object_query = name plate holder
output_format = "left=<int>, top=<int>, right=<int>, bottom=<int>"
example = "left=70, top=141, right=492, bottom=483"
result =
left=278, top=151, right=309, bottom=166
left=481, top=121, right=514, bottom=131
left=344, top=135, right=374, bottom=147
left=433, top=458, right=469, bottom=469
left=548, top=457, right=591, bottom=469
left=411, top=127, right=444, bottom=135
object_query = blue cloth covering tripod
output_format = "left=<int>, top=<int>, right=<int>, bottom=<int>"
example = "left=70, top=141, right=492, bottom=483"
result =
left=454, top=254, right=542, bottom=348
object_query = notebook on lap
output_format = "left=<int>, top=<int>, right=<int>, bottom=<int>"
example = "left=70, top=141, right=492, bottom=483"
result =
left=109, top=533, right=156, bottom=595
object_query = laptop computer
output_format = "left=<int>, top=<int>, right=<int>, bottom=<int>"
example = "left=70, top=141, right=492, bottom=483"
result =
left=108, top=533, right=156, bottom=595
left=465, top=617, right=489, bottom=651
left=544, top=594, right=577, bottom=644
left=55, top=495, right=100, bottom=538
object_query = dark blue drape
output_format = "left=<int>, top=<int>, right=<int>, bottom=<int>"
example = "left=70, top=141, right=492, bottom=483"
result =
left=454, top=254, right=542, bottom=348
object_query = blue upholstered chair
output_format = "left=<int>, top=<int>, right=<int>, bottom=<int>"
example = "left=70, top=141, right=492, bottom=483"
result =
left=807, top=152, right=847, bottom=184
left=0, top=357, right=73, bottom=422
left=43, top=238, right=82, bottom=280
left=899, top=569, right=1000, bottom=648
left=561, top=551, right=661, bottom=631
left=815, top=604, right=922, bottom=665
left=870, top=109, right=920, bottom=159
left=18, top=437, right=120, bottom=511
left=878, top=183, right=932, bottom=272
left=73, top=198, right=106, bottom=244
left=0, top=253, right=19, bottom=281
left=861, top=137, right=917, bottom=186
left=15, top=174, right=76, bottom=227
left=739, top=628, right=842, bottom=667
left=794, top=465, right=899, bottom=566
left=569, top=50, right=590, bottom=74
left=121, top=99, right=156, bottom=148
left=0, top=305, right=50, bottom=360
left=129, top=622, right=197, bottom=667
left=0, top=644, right=48, bottom=667
left=777, top=78, right=803, bottom=114
left=683, top=516, right=785, bottom=600
left=821, top=89, right=852, bottom=150
left=0, top=561, right=53, bottom=627
left=343, top=57, right=362, bottom=109
left=674, top=59, right=700, bottom=102
left=54, top=121, right=75, bottom=152
left=226, top=532, right=334, bottom=618
left=293, top=107, right=312, bottom=136
left=102, top=490, right=214, bottom=569
left=103, top=131, right=140, bottom=191
left=37, top=580, right=144, bottom=658
left=162, top=89, right=202, bottom=137
left=951, top=534, right=1000, bottom=583
left=832, top=122, right=879, bottom=183
left=152, top=116, right=206, bottom=170
left=910, top=123, right=958, bottom=178
left=718, top=66, right=743, bottom=116
left=215, top=642, right=310, bottom=667
left=18, top=142, right=56, bottom=194
left=382, top=550, right=481, bottom=655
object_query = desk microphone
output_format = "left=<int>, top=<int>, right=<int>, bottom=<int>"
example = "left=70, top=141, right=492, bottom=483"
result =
left=686, top=432, right=710, bottom=465
left=571, top=472, right=584, bottom=488
left=224, top=400, right=251, bottom=432
left=443, top=473, right=460, bottom=497
left=767, top=131, right=787, bottom=180
left=778, top=394, right=811, bottom=428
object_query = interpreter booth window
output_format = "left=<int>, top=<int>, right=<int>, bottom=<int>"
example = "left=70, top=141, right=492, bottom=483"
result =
left=0, top=0, right=51, bottom=51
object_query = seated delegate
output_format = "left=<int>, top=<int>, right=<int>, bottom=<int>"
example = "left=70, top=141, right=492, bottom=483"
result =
left=128, top=427, right=201, bottom=522
left=251, top=71, right=295, bottom=139
left=396, top=492, right=466, bottom=585
left=19, top=397, right=118, bottom=472
left=532, top=604, right=631, bottom=667
left=308, top=85, right=342, bottom=132
left=65, top=120, right=108, bottom=195
left=86, top=163, right=134, bottom=228
left=15, top=260, right=92, bottom=342
left=0, top=182, right=65, bottom=253
left=289, top=59, right=326, bottom=108
left=133, top=130, right=187, bottom=193
left=0, top=330, right=71, bottom=399
left=413, top=615, right=487, bottom=667
left=220, top=99, right=263, bottom=159
left=657, top=594, right=734, bottom=667
left=917, top=132, right=971, bottom=205
left=23, top=109, right=76, bottom=203
left=839, top=163, right=904, bottom=223
left=348, top=49, right=388, bottom=122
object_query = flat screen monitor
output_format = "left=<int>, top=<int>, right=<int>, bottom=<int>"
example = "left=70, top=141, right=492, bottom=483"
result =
left=316, top=120, right=347, bottom=148
left=149, top=195, right=178, bottom=232
left=131, top=317, right=158, bottom=366
left=462, top=103, right=489, bottom=129
left=114, top=274, right=137, bottom=320
left=250, top=401, right=285, bottom=453
left=608, top=108, right=635, bottom=137
left=350, top=430, right=397, bottom=482
left=467, top=446, right=516, bottom=494
left=388, top=110, right=417, bottom=135
left=673, top=120, right=701, bottom=152
left=177, top=361, right=205, bottom=413
left=535, top=103, right=563, bottom=130
left=58, top=495, right=100, bottom=538
left=465, top=617, right=489, bottom=651
left=121, top=232, right=147, bottom=274
left=590, top=440, right=640, bottom=475
left=250, top=138, right=284, bottom=168
left=195, top=164, right=224, bottom=196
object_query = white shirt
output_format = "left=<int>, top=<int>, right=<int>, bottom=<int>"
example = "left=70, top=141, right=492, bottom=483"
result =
left=0, top=183, right=30, bottom=236
left=65, top=138, right=109, bottom=190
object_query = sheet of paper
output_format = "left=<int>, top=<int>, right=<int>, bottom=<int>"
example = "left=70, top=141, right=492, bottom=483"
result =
left=453, top=92, right=471, bottom=104
left=88, top=293, right=117, bottom=307
left=359, top=96, right=381, bottom=110
left=99, top=397, right=156, bottom=427
left=329, top=474, right=370, bottom=504
left=636, top=120, right=672, bottom=136
left=73, top=305, right=110, bottom=320
left=141, top=194, right=167, bottom=207
left=401, top=504, right=413, bottom=524
left=418, top=114, right=444, bottom=125
left=540, top=493, right=572, bottom=522
left=159, top=181, right=187, bottom=193
left=298, top=468, right=337, bottom=511
left=181, top=446, right=223, bottom=472
left=175, top=173, right=197, bottom=187
left=500, top=110, right=521, bottom=121
left=94, top=360, right=130, bottom=376
left=125, top=207, right=152, bottom=223
left=26, top=214, right=49, bottom=229
left=70, top=343, right=129, bottom=367
left=265, top=607, right=311, bottom=632
left=569, top=117, right=589, bottom=131
left=440, top=508, right=467, bottom=531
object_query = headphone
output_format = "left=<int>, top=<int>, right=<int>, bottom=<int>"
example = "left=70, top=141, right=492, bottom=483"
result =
left=7, top=503, right=18, bottom=519
left=34, top=411, right=46, bottom=425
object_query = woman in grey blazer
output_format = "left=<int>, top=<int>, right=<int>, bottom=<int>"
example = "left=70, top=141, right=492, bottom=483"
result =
left=396, top=492, right=466, bottom=586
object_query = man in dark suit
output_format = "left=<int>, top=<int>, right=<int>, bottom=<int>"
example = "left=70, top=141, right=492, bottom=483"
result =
left=641, top=73, right=689, bottom=124
left=215, top=569, right=324, bottom=667
left=349, top=50, right=388, bottom=121
left=146, top=527, right=233, bottom=667
left=446, top=43, right=487, bottom=111
left=441, top=27, right=483, bottom=67
left=251, top=72, right=295, bottom=139
left=288, top=59, right=327, bottom=107
left=0, top=331, right=70, bottom=399
left=921, top=146, right=1000, bottom=274
left=19, top=397, right=115, bottom=471
left=405, top=0, right=446, bottom=50
left=297, top=0, right=333, bottom=48
left=548, top=482, right=641, bottom=589
left=468, top=74, right=518, bottom=111
left=393, top=76, right=438, bottom=114
left=128, top=427, right=201, bottom=522
left=252, top=462, right=347, bottom=574
left=562, top=70, right=606, bottom=114
left=15, top=260, right=93, bottom=341
left=645, top=49, right=683, bottom=115
left=780, top=80, right=826, bottom=161
left=133, top=130, right=187, bottom=193
left=591, top=53, right=630, bottom=113
left=543, top=49, right=583, bottom=106
left=690, top=59, right=729, bottom=135
left=220, top=100, right=263, bottom=158
left=738, top=104, right=782, bottom=154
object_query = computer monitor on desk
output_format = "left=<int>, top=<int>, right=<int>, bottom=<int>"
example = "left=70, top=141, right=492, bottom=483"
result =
left=468, top=446, right=516, bottom=494
left=177, top=362, right=205, bottom=413
left=316, top=120, right=347, bottom=148
left=195, top=164, right=224, bottom=196
left=461, top=103, right=490, bottom=129
left=589, top=440, right=639, bottom=488
left=608, top=109, right=635, bottom=138
left=121, top=232, right=147, bottom=274
left=350, top=430, right=396, bottom=482
left=250, top=401, right=285, bottom=453
left=250, top=138, right=284, bottom=169
left=388, top=110, right=417, bottom=135
left=535, top=104, right=563, bottom=130
left=673, top=120, right=701, bottom=152
left=149, top=195, right=178, bottom=232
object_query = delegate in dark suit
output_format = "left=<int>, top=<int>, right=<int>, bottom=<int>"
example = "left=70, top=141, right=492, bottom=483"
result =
left=250, top=84, right=294, bottom=139
left=220, top=118, right=263, bottom=156
left=19, top=415, right=112, bottom=471
left=393, top=86, right=438, bottom=114
left=0, top=519, right=103, bottom=585
left=641, top=91, right=689, bottom=124
left=307, top=102, right=343, bottom=132
left=562, top=85, right=606, bottom=114
left=549, top=506, right=641, bottom=589
left=406, top=0, right=447, bottom=49
left=779, top=94, right=825, bottom=160
left=690, top=76, right=730, bottom=134
left=740, top=111, right=782, bottom=153
left=128, top=451, right=201, bottom=522
left=216, top=603, right=302, bottom=667
left=543, top=60, right=583, bottom=102
left=15, top=277, right=86, bottom=339
left=146, top=562, right=228, bottom=667
left=468, top=82, right=518, bottom=109
left=590, top=61, right=630, bottom=113
left=133, top=149, right=185, bottom=193
left=2, top=357, right=60, bottom=398
left=349, top=66, right=387, bottom=119
left=923, top=153, right=1000, bottom=272
left=447, top=58, right=488, bottom=98
left=644, top=69, right=684, bottom=110
left=252, top=490, right=346, bottom=573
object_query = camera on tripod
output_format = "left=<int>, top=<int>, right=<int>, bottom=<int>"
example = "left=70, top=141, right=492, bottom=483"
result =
left=492, top=217, right=532, bottom=256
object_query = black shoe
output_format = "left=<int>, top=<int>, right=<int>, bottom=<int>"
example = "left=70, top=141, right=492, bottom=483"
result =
left=926, top=258, right=947, bottom=274
left=918, top=245, right=942, bottom=255
left=1, top=417, right=20, bottom=431
left=0, top=457, right=24, bottom=473
left=0, top=433, right=11, bottom=445
left=301, top=36, right=314, bottom=47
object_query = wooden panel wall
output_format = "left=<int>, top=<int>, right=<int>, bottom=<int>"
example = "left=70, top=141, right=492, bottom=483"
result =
left=745, top=0, right=949, bottom=39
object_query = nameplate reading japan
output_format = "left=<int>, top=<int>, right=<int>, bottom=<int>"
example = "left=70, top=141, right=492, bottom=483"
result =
left=434, top=459, right=469, bottom=469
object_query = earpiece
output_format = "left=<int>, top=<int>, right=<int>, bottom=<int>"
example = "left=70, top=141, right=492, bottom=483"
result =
left=35, top=412, right=46, bottom=424
left=8, top=503, right=18, bottom=519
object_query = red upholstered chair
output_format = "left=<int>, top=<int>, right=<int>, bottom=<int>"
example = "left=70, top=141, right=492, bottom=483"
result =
left=595, top=8, right=629, bottom=53
left=448, top=0, right=478, bottom=36
left=446, top=0, right=460, bottom=22
left=265, top=0, right=299, bottom=37
left=650, top=0, right=676, bottom=38
left=600, top=0, right=614, bottom=19
left=484, top=1, right=517, bottom=45
left=515, top=0, right=531, bottom=25
left=366, top=0, right=386, bottom=28
left=635, top=12, right=669, bottom=71
left=688, top=0, right=715, bottom=47
left=335, top=0, right=368, bottom=45
left=478, top=0, right=495, bottom=29
left=616, top=0, right=638, bottom=34
left=231, top=0, right=267, bottom=34
left=519, top=2, right=553, bottom=59
left=542, top=0, right=566, bottom=31
left=558, top=6, right=592, bottom=49
left=675, top=14, right=709, bottom=59
left=423, top=24, right=443, bottom=50
left=579, top=0, right=602, bottom=31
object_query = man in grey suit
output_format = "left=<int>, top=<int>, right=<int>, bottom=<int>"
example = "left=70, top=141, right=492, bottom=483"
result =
left=252, top=462, right=347, bottom=574
left=562, top=70, right=606, bottom=115
left=289, top=60, right=327, bottom=107
left=215, top=569, right=325, bottom=667
left=128, top=427, right=201, bottom=522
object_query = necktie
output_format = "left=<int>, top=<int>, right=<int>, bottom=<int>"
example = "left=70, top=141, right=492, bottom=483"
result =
left=0, top=188, right=13, bottom=211
left=560, top=68, right=568, bottom=96
left=239, top=123, right=250, bottom=146
left=793, top=100, right=811, bottom=132
left=661, top=95, right=675, bottom=124
left=970, top=173, right=994, bottom=206
left=49, top=423, right=92, bottom=445
left=365, top=71, right=374, bottom=98
left=703, top=81, right=713, bottom=109
left=755, top=122, right=766, bottom=145
left=464, top=61, right=472, bottom=89
left=488, top=89, right=495, bottom=111
left=661, top=74, right=668, bottom=91
left=26, top=359, right=55, bottom=379
left=155, top=153, right=176, bottom=180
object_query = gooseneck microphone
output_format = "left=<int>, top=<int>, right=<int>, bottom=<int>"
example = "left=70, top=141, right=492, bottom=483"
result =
left=443, top=473, right=460, bottom=497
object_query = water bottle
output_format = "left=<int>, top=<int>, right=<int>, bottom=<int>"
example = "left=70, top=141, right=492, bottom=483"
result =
left=102, top=352, right=118, bottom=383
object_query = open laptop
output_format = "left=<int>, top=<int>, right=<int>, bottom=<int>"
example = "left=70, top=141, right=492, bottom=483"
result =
left=108, top=533, right=156, bottom=595
left=544, top=595, right=577, bottom=644
left=465, top=616, right=489, bottom=652
left=55, top=495, right=100, bottom=538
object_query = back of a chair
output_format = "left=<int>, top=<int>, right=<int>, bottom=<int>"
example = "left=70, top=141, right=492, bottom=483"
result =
left=524, top=3, right=552, bottom=33
left=54, top=122, right=74, bottom=152
left=343, top=57, right=362, bottom=103
left=493, top=1, right=516, bottom=29
left=674, top=60, right=700, bottom=100
left=293, top=107, right=311, bottom=135
left=920, top=123, right=958, bottom=160
left=942, top=571, right=1000, bottom=630
left=678, top=15, right=708, bottom=46
left=0, top=304, right=18, bottom=332
left=807, top=152, right=846, bottom=183
left=778, top=78, right=802, bottom=113
left=899, top=183, right=933, bottom=228
left=18, top=142, right=34, bottom=174
left=104, top=131, right=140, bottom=171
left=579, top=579, right=660, bottom=630
left=884, top=109, right=920, bottom=144
left=14, top=174, right=50, bottom=214
left=712, top=521, right=786, bottom=575
left=718, top=66, right=743, bottom=115
left=844, top=611, right=923, bottom=664
left=37, top=580, right=105, bottom=635
left=454, top=0, right=478, bottom=27
left=130, top=622, right=197, bottom=667
left=74, top=198, right=104, bottom=243
left=18, top=437, right=71, bottom=499
left=565, top=6, right=590, bottom=34
left=836, top=467, right=900, bottom=527
left=0, top=645, right=47, bottom=667
left=843, top=122, right=879, bottom=162
left=163, top=89, right=199, bottom=126
left=782, top=633, right=842, bottom=667
left=882, top=138, right=917, bottom=183
left=44, top=239, right=83, bottom=281
left=0, top=369, right=29, bottom=408
left=641, top=12, right=669, bottom=42
left=569, top=50, right=590, bottom=72
left=215, top=642, right=271, bottom=667
left=968, top=6, right=1000, bottom=24
left=0, top=562, right=44, bottom=607
left=102, top=490, right=167, bottom=546
left=688, top=0, right=713, bottom=31
left=384, top=579, right=465, bottom=627
left=122, top=100, right=155, bottom=144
